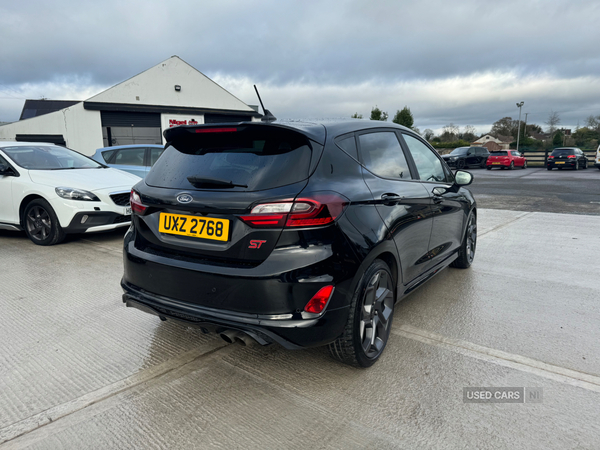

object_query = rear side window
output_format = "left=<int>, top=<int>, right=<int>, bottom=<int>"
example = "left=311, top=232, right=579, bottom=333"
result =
left=146, top=126, right=317, bottom=191
left=101, top=150, right=116, bottom=163
left=358, top=132, right=412, bottom=180
left=150, top=147, right=164, bottom=166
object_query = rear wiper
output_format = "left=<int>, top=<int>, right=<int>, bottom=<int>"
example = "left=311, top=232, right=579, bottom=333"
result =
left=187, top=176, right=248, bottom=188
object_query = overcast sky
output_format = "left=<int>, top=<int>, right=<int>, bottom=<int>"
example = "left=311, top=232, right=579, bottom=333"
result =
left=2, top=0, right=600, bottom=135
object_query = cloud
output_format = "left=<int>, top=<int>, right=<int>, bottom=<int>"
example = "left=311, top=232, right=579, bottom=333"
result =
left=2, top=0, right=600, bottom=131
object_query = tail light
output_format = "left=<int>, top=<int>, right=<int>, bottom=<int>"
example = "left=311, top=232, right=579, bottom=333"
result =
left=130, top=189, right=148, bottom=215
left=548, top=156, right=554, bottom=159
left=304, top=285, right=335, bottom=314
left=567, top=155, right=576, bottom=159
left=239, top=193, right=349, bottom=228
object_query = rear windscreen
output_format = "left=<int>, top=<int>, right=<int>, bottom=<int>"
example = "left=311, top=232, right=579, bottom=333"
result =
left=146, top=126, right=317, bottom=191
left=551, top=149, right=574, bottom=156
left=490, top=151, right=508, bottom=156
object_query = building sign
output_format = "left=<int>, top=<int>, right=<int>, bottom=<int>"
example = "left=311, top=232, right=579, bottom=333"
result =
left=167, top=118, right=200, bottom=127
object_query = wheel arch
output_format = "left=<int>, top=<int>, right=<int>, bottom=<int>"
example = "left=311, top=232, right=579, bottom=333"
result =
left=19, top=194, right=46, bottom=226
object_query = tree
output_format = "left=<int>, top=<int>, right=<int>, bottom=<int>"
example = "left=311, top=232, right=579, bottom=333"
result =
left=423, top=129, right=435, bottom=141
left=351, top=112, right=363, bottom=119
left=440, top=123, right=459, bottom=141
left=584, top=114, right=600, bottom=132
left=370, top=106, right=388, bottom=121
left=545, top=110, right=560, bottom=135
left=490, top=117, right=516, bottom=138
left=552, top=130, right=564, bottom=146
left=461, top=125, right=477, bottom=142
left=392, top=106, right=414, bottom=128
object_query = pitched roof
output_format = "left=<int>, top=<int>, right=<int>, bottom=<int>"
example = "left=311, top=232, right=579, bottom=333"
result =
left=19, top=99, right=80, bottom=120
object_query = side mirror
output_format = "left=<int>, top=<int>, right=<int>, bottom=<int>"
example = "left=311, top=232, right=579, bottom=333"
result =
left=454, top=170, right=473, bottom=186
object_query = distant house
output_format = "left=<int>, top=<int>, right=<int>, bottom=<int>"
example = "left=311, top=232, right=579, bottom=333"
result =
left=529, top=131, right=550, bottom=142
left=472, top=134, right=512, bottom=150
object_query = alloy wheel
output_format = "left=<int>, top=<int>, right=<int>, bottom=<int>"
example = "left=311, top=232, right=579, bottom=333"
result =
left=26, top=206, right=52, bottom=241
left=465, top=214, right=477, bottom=264
left=359, top=269, right=394, bottom=359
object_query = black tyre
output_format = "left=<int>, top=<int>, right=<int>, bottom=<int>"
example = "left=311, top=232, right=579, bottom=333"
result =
left=574, top=160, right=579, bottom=170
left=457, top=159, right=465, bottom=170
left=329, top=260, right=395, bottom=368
left=523, top=160, right=527, bottom=169
left=486, top=166, right=492, bottom=170
left=547, top=166, right=552, bottom=171
left=450, top=212, right=476, bottom=269
left=23, top=199, right=65, bottom=246
left=583, top=160, right=588, bottom=169
left=509, top=161, right=514, bottom=170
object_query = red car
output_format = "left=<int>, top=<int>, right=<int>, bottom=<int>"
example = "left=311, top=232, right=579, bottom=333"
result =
left=486, top=150, right=527, bottom=170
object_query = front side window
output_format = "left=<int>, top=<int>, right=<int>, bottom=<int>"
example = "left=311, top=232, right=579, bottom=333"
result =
left=358, top=132, right=412, bottom=180
left=1, top=145, right=101, bottom=170
left=402, top=134, right=446, bottom=182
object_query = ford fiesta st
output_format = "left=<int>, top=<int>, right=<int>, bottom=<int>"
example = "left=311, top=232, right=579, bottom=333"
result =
left=121, top=120, right=477, bottom=367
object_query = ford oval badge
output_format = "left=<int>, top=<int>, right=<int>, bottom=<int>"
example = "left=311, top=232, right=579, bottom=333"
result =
left=176, top=193, right=193, bottom=204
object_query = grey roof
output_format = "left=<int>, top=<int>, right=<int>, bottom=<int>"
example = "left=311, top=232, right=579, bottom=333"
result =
left=19, top=99, right=80, bottom=120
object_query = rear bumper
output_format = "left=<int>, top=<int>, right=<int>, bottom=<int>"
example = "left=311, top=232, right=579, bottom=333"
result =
left=122, top=280, right=349, bottom=349
left=547, top=161, right=576, bottom=168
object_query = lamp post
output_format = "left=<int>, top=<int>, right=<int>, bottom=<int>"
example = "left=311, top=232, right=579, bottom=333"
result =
left=516, top=102, right=524, bottom=153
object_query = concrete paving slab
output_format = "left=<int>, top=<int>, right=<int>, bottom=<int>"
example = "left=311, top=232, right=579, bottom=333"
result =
left=0, top=209, right=599, bottom=449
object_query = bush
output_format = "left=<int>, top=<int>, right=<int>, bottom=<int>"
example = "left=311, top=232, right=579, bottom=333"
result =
left=429, top=140, right=471, bottom=149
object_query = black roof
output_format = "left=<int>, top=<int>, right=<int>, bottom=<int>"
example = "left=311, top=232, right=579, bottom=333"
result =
left=164, top=119, right=412, bottom=145
left=19, top=100, right=80, bottom=121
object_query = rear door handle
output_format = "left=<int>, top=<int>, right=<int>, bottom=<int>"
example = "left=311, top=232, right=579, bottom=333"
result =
left=381, top=193, right=404, bottom=205
left=433, top=196, right=443, bottom=204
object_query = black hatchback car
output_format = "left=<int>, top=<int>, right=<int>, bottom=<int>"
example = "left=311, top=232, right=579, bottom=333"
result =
left=122, top=120, right=477, bottom=367
left=546, top=147, right=589, bottom=170
left=441, top=146, right=489, bottom=169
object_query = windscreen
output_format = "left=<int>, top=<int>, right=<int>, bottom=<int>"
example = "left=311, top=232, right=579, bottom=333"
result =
left=146, top=126, right=316, bottom=191
left=490, top=151, right=508, bottom=156
left=450, top=147, right=469, bottom=155
left=1, top=145, right=102, bottom=170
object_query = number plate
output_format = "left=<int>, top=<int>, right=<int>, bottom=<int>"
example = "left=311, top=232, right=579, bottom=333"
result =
left=492, top=162, right=501, bottom=165
left=125, top=207, right=132, bottom=215
left=555, top=162, right=565, bottom=164
left=159, top=213, right=229, bottom=241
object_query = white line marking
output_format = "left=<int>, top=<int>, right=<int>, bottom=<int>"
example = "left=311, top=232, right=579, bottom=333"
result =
left=393, top=324, right=600, bottom=393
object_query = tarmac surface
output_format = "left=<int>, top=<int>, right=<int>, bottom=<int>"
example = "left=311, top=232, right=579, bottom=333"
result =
left=468, top=166, right=600, bottom=215
left=1, top=207, right=599, bottom=449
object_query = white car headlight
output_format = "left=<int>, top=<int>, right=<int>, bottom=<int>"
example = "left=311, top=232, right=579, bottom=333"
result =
left=55, top=187, right=100, bottom=201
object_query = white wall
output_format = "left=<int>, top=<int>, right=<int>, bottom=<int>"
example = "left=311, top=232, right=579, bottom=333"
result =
left=0, top=103, right=103, bottom=155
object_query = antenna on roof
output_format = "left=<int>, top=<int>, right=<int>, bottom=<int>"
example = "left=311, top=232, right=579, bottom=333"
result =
left=254, top=85, right=276, bottom=122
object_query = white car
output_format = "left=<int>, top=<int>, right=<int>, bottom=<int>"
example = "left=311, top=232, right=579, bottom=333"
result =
left=0, top=141, right=141, bottom=245
left=595, top=144, right=600, bottom=170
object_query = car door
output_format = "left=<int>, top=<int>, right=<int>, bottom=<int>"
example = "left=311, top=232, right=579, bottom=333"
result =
left=356, top=130, right=433, bottom=285
left=108, top=147, right=147, bottom=178
left=400, top=133, right=467, bottom=271
left=0, top=153, right=18, bottom=224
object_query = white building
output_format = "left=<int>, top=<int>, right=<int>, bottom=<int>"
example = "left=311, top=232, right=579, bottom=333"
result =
left=0, top=56, right=260, bottom=155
